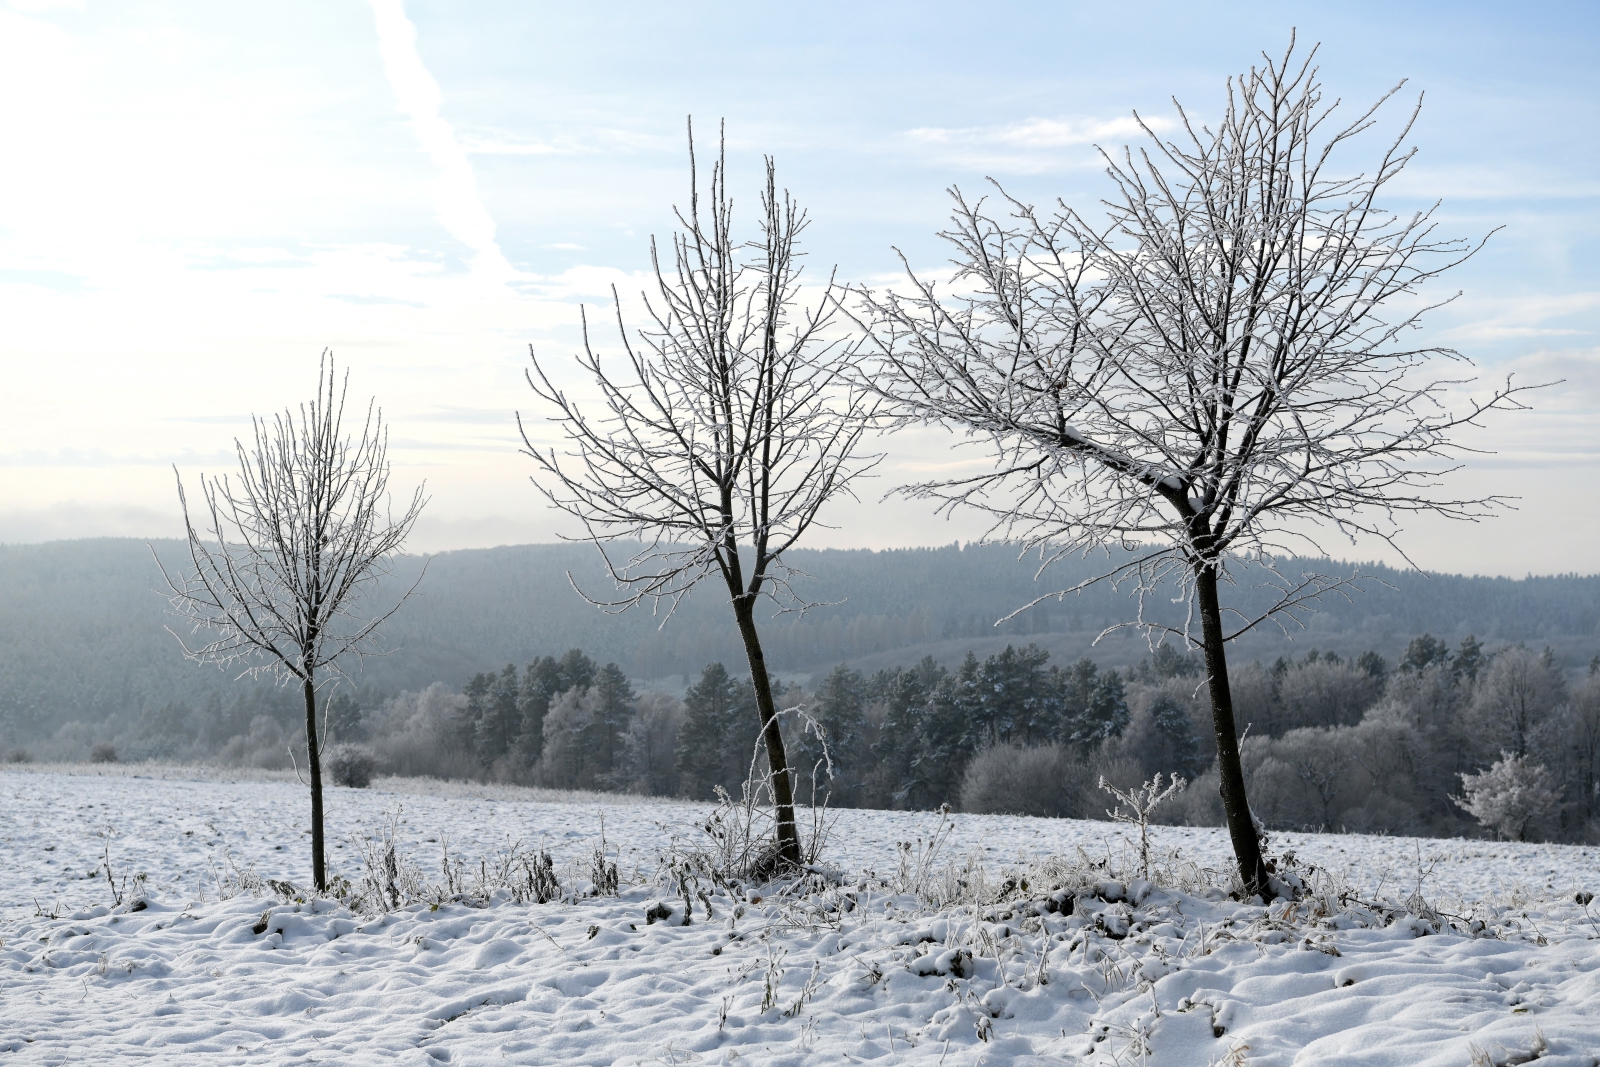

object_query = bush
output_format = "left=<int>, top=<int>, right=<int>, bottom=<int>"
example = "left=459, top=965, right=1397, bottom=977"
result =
left=959, top=744, right=1083, bottom=817
left=1454, top=752, right=1561, bottom=842
left=89, top=743, right=118, bottom=764
left=327, top=743, right=378, bottom=788
left=4, top=748, right=32, bottom=764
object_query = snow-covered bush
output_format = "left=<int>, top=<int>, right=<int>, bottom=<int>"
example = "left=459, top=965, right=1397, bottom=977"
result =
left=89, top=742, right=117, bottom=763
left=327, top=744, right=378, bottom=788
left=1454, top=752, right=1562, bottom=841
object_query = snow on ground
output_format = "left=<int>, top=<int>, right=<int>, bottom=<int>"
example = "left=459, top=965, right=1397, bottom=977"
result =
left=2, top=764, right=1599, bottom=1065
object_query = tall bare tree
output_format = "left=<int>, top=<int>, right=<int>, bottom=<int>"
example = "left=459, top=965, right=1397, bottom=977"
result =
left=851, top=40, right=1532, bottom=896
left=157, top=355, right=426, bottom=890
left=522, top=125, right=876, bottom=868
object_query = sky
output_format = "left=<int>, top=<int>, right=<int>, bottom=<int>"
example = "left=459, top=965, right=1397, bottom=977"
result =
left=0, top=0, right=1595, bottom=577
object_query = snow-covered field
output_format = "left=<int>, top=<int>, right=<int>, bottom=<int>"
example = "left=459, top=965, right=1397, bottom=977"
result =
left=2, top=764, right=1598, bottom=1065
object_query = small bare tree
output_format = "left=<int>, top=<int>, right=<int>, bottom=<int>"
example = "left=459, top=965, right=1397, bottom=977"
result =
left=522, top=124, right=876, bottom=868
left=851, top=40, right=1533, bottom=896
left=157, top=355, right=426, bottom=890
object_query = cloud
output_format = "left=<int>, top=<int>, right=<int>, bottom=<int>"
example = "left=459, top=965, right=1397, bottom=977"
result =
left=368, top=0, right=518, bottom=284
left=0, top=448, right=237, bottom=468
left=1441, top=291, right=1600, bottom=344
left=900, top=114, right=1175, bottom=175
left=908, top=115, right=1166, bottom=150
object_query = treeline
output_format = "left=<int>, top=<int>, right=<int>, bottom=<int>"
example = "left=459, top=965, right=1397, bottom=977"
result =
left=317, top=644, right=1144, bottom=807
left=24, top=631, right=1600, bottom=844
left=958, top=635, right=1600, bottom=845
left=1228, top=638, right=1600, bottom=843
left=413, top=634, right=1599, bottom=845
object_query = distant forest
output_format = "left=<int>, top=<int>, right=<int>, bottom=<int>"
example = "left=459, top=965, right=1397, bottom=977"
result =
left=2, top=536, right=1598, bottom=748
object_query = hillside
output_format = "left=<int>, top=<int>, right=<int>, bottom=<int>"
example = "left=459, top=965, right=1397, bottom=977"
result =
left=1, top=537, right=1597, bottom=741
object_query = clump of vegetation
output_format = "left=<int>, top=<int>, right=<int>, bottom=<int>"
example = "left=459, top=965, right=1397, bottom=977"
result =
left=89, top=743, right=118, bottom=764
left=327, top=744, right=378, bottom=789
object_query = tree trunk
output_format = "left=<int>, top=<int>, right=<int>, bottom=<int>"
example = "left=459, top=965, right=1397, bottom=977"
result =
left=732, top=597, right=803, bottom=868
left=1194, top=562, right=1271, bottom=899
left=303, top=676, right=326, bottom=891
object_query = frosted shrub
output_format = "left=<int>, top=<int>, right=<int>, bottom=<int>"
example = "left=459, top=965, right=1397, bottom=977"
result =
left=327, top=744, right=377, bottom=788
left=959, top=744, right=1082, bottom=817
left=1454, top=752, right=1561, bottom=842
left=1099, top=773, right=1187, bottom=880
left=89, top=743, right=118, bottom=763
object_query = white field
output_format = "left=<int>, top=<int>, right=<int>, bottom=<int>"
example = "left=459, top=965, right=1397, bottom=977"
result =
left=2, top=764, right=1598, bottom=1065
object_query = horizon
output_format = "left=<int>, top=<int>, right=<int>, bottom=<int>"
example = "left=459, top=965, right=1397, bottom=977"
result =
left=5, top=533, right=1597, bottom=584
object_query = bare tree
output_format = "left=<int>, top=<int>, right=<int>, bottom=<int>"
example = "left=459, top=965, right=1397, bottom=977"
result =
left=850, top=40, right=1533, bottom=896
left=521, top=124, right=876, bottom=868
left=157, top=355, right=426, bottom=890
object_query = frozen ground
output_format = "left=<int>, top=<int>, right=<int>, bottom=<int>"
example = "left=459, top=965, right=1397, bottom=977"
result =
left=2, top=764, right=1598, bottom=1065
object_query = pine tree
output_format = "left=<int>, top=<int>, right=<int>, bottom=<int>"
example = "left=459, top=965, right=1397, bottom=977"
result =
left=972, top=644, right=1057, bottom=746
left=795, top=664, right=868, bottom=803
left=458, top=673, right=493, bottom=753
left=590, top=663, right=635, bottom=777
left=869, top=660, right=941, bottom=809
left=475, top=664, right=521, bottom=765
left=1149, top=694, right=1201, bottom=778
left=916, top=653, right=980, bottom=807
left=515, top=649, right=599, bottom=764
left=1452, top=635, right=1485, bottom=682
left=325, top=691, right=366, bottom=744
left=1058, top=659, right=1129, bottom=748
left=675, top=663, right=756, bottom=799
left=1400, top=633, right=1451, bottom=673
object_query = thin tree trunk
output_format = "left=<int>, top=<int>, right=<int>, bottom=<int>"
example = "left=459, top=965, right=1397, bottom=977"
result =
left=1194, top=562, right=1270, bottom=899
left=303, top=675, right=326, bottom=891
left=732, top=598, right=802, bottom=867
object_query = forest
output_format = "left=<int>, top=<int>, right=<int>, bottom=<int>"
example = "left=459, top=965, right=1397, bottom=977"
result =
left=4, top=537, right=1598, bottom=844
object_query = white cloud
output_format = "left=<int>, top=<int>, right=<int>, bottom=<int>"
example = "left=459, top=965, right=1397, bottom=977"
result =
left=1441, top=291, right=1600, bottom=344
left=907, top=115, right=1166, bottom=149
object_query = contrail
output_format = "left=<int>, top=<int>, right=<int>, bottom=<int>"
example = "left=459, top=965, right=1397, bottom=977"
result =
left=368, top=0, right=518, bottom=283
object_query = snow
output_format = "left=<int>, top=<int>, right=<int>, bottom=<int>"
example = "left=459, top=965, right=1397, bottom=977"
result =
left=3, top=765, right=1599, bottom=1065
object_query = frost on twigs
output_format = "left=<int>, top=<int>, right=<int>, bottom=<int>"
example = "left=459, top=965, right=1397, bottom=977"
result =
left=1098, top=773, right=1186, bottom=883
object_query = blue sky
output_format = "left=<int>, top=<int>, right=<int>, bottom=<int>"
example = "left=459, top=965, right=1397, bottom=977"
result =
left=0, top=0, right=1595, bottom=574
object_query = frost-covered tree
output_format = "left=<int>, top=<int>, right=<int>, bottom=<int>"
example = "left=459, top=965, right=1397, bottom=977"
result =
left=523, top=126, right=877, bottom=866
left=851, top=41, right=1529, bottom=895
left=516, top=649, right=598, bottom=765
left=158, top=355, right=426, bottom=890
left=1468, top=646, right=1566, bottom=760
left=606, top=692, right=683, bottom=796
left=1454, top=753, right=1561, bottom=842
left=1275, top=656, right=1384, bottom=731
